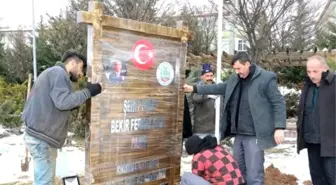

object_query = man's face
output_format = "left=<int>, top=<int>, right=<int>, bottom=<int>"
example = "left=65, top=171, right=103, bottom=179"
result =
left=306, top=59, right=328, bottom=85
left=69, top=60, right=84, bottom=82
left=232, top=61, right=251, bottom=79
left=201, top=72, right=214, bottom=84
left=114, top=61, right=122, bottom=72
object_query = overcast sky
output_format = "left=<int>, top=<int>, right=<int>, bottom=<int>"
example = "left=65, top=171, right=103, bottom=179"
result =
left=0, top=0, right=326, bottom=29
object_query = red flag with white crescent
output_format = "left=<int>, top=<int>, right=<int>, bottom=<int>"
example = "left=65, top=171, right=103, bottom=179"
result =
left=131, top=40, right=155, bottom=70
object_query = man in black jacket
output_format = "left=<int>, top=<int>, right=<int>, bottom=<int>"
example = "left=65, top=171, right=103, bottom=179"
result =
left=184, top=52, right=286, bottom=185
left=183, top=70, right=193, bottom=139
left=296, top=55, right=335, bottom=185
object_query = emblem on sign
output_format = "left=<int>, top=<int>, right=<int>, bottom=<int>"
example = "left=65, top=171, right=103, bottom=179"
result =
left=131, top=40, right=155, bottom=70
left=156, top=62, right=174, bottom=86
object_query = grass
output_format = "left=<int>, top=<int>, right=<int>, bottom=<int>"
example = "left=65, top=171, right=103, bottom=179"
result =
left=265, top=147, right=289, bottom=154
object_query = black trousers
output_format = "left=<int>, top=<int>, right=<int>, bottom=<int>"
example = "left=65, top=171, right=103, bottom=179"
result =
left=307, top=143, right=335, bottom=185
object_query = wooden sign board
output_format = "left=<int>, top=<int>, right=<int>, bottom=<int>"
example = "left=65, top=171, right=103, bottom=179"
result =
left=77, top=1, right=190, bottom=184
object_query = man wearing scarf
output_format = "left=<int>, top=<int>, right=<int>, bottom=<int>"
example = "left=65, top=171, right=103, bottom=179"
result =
left=296, top=55, right=335, bottom=185
left=192, top=64, right=217, bottom=138
left=181, top=135, right=245, bottom=185
left=183, top=52, right=286, bottom=185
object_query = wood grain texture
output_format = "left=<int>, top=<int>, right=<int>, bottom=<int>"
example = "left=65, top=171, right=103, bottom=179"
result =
left=77, top=1, right=189, bottom=184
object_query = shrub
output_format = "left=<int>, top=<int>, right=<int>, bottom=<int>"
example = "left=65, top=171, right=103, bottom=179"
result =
left=0, top=77, right=27, bottom=128
left=67, top=77, right=89, bottom=137
left=221, top=68, right=234, bottom=81
left=284, top=92, right=300, bottom=118
left=326, top=56, right=336, bottom=72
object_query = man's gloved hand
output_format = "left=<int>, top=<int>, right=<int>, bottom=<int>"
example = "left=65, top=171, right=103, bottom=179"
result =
left=86, top=82, right=102, bottom=97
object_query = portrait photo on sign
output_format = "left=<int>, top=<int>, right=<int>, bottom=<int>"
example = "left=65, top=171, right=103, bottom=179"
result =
left=103, top=57, right=128, bottom=84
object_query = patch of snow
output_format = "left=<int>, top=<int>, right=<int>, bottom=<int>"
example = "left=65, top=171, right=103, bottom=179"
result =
left=181, top=144, right=311, bottom=185
left=279, top=86, right=300, bottom=95
left=67, top=132, right=75, bottom=137
left=0, top=125, right=6, bottom=133
left=0, top=126, right=11, bottom=139
left=0, top=133, right=310, bottom=184
left=0, top=134, right=85, bottom=184
left=265, top=145, right=310, bottom=184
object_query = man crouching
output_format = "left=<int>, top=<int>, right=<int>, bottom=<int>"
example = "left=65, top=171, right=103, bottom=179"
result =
left=181, top=135, right=245, bottom=185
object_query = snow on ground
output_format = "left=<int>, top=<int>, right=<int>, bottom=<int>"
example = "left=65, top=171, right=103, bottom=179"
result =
left=181, top=141, right=311, bottom=185
left=264, top=144, right=310, bottom=185
left=0, top=127, right=310, bottom=184
left=279, top=86, right=301, bottom=95
left=0, top=127, right=85, bottom=184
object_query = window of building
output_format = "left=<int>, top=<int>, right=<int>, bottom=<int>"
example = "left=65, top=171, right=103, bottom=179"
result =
left=238, top=40, right=247, bottom=51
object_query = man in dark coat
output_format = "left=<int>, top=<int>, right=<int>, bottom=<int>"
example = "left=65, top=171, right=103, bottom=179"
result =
left=296, top=55, right=335, bottom=185
left=183, top=70, right=193, bottom=139
left=183, top=95, right=193, bottom=138
left=184, top=52, right=286, bottom=185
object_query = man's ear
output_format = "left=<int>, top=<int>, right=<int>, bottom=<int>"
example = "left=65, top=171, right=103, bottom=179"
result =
left=323, top=65, right=329, bottom=71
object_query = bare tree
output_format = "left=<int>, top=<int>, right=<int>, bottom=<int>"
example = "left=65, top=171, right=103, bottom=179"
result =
left=316, top=15, right=336, bottom=50
left=163, top=2, right=218, bottom=55
left=103, top=0, right=218, bottom=54
left=103, top=0, right=176, bottom=23
left=270, top=8, right=294, bottom=52
left=289, top=0, right=320, bottom=51
left=209, top=0, right=296, bottom=59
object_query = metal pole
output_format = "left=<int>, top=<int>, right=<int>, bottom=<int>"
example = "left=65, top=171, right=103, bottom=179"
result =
left=215, top=0, right=223, bottom=143
left=32, top=0, right=37, bottom=81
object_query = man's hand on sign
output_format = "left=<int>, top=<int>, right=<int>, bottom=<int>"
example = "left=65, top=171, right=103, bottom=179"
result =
left=183, top=84, right=194, bottom=93
left=86, top=82, right=102, bottom=97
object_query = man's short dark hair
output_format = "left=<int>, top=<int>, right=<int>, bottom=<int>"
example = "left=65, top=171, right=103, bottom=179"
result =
left=61, top=50, right=87, bottom=68
left=231, top=52, right=251, bottom=65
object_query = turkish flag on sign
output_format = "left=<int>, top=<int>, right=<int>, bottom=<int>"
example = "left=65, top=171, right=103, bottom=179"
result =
left=131, top=40, right=155, bottom=70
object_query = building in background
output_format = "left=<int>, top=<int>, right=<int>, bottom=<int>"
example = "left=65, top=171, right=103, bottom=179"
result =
left=0, top=20, right=32, bottom=48
left=222, top=0, right=249, bottom=55
left=0, top=26, right=32, bottom=47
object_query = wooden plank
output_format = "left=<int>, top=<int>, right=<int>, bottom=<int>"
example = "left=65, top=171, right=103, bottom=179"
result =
left=77, top=2, right=191, bottom=40
left=77, top=2, right=188, bottom=183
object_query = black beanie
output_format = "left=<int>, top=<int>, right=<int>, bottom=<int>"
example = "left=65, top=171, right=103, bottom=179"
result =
left=185, top=135, right=218, bottom=155
left=185, top=135, right=203, bottom=155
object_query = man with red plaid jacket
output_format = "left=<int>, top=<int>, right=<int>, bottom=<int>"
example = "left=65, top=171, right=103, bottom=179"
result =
left=182, top=135, right=245, bottom=185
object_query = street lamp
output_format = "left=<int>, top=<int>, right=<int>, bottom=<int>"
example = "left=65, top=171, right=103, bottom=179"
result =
left=215, top=0, right=224, bottom=143
left=31, top=0, right=37, bottom=81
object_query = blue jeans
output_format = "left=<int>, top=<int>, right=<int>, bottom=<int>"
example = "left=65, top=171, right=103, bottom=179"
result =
left=233, top=135, right=264, bottom=185
left=24, top=133, right=58, bottom=185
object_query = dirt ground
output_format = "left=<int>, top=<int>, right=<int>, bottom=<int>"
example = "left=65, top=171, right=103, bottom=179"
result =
left=265, top=163, right=312, bottom=185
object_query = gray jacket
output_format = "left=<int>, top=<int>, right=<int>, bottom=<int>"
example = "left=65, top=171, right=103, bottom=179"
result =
left=194, top=65, right=286, bottom=150
left=22, top=63, right=91, bottom=148
left=192, top=81, right=216, bottom=133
